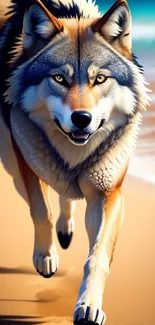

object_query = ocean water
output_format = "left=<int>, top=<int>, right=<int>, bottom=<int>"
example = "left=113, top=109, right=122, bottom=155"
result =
left=128, top=32, right=155, bottom=184
left=128, top=106, right=155, bottom=184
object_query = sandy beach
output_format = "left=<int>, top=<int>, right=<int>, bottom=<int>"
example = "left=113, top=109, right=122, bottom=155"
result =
left=0, top=2, right=155, bottom=324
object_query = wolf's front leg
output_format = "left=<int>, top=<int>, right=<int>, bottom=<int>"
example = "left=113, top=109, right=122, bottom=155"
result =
left=56, top=197, right=75, bottom=249
left=12, top=137, right=59, bottom=278
left=74, top=175, right=124, bottom=325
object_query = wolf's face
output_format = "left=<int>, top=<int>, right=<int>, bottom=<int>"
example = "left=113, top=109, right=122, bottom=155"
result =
left=6, top=0, right=148, bottom=148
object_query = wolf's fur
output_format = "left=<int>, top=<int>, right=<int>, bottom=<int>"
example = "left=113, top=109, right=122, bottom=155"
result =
left=0, top=0, right=150, bottom=324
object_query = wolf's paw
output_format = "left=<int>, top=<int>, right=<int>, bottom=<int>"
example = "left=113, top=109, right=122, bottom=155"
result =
left=33, top=246, right=59, bottom=278
left=57, top=232, right=73, bottom=249
left=56, top=216, right=74, bottom=249
left=74, top=305, right=106, bottom=325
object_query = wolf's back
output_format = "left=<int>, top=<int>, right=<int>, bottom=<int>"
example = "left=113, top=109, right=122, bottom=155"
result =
left=0, top=0, right=30, bottom=126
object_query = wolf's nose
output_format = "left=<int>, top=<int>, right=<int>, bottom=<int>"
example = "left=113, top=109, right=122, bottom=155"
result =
left=71, top=111, right=92, bottom=129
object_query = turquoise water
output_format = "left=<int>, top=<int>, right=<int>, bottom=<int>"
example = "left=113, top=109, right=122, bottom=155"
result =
left=97, top=0, right=155, bottom=23
left=133, top=40, right=155, bottom=81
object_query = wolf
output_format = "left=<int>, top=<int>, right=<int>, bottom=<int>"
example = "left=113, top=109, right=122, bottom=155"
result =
left=0, top=0, right=149, bottom=323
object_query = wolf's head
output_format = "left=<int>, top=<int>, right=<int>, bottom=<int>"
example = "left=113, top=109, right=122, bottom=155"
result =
left=6, top=0, right=149, bottom=151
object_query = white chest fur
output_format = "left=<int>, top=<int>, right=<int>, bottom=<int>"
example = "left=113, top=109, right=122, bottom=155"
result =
left=10, top=107, right=141, bottom=198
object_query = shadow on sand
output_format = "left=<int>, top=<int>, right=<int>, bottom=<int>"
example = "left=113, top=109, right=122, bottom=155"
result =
left=0, top=266, right=68, bottom=277
left=0, top=267, right=35, bottom=275
left=0, top=299, right=46, bottom=303
left=0, top=315, right=50, bottom=324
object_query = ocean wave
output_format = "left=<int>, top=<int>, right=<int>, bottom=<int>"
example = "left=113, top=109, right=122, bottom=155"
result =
left=128, top=169, right=155, bottom=185
left=128, top=156, right=155, bottom=185
left=150, top=94, right=155, bottom=103
left=132, top=25, right=155, bottom=40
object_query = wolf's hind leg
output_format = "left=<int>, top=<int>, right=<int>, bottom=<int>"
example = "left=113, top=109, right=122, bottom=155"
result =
left=56, top=197, right=75, bottom=249
left=12, top=137, right=59, bottom=278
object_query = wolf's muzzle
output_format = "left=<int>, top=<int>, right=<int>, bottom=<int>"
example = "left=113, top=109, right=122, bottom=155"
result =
left=71, top=111, right=92, bottom=129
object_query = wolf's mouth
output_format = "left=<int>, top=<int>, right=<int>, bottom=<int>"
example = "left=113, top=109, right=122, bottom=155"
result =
left=70, top=131, right=90, bottom=144
left=54, top=118, right=104, bottom=145
left=54, top=118, right=90, bottom=144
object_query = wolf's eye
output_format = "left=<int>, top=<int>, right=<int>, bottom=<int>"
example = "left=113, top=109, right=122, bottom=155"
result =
left=94, top=74, right=106, bottom=85
left=53, top=74, right=64, bottom=83
left=51, top=74, right=70, bottom=88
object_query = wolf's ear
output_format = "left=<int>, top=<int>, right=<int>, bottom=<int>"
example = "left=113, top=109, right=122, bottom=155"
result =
left=23, top=0, right=63, bottom=51
left=92, top=0, right=132, bottom=52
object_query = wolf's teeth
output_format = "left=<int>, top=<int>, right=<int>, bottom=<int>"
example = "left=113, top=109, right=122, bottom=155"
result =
left=72, top=133, right=89, bottom=139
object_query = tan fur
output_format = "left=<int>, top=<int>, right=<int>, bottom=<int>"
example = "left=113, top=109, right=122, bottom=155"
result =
left=12, top=136, right=61, bottom=275
left=56, top=197, right=75, bottom=236
left=33, top=0, right=64, bottom=31
left=0, top=11, right=6, bottom=30
left=64, top=84, right=100, bottom=112
left=92, top=0, right=129, bottom=32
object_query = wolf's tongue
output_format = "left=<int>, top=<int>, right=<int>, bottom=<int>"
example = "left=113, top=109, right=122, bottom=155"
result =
left=72, top=132, right=89, bottom=139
